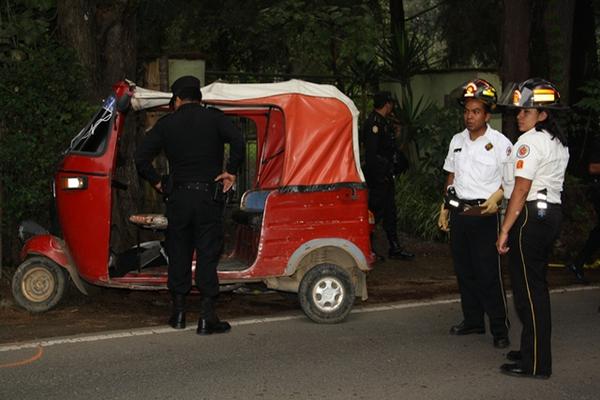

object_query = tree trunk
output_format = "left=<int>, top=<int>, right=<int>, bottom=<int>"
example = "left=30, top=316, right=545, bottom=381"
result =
left=542, top=0, right=576, bottom=104
left=500, top=0, right=532, bottom=141
left=389, top=0, right=407, bottom=85
left=96, top=1, right=141, bottom=252
left=569, top=0, right=598, bottom=104
left=57, top=0, right=141, bottom=252
left=56, top=0, right=99, bottom=100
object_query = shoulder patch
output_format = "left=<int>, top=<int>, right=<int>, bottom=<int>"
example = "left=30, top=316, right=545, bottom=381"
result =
left=517, top=144, right=530, bottom=158
left=372, top=125, right=379, bottom=134
left=516, top=160, right=524, bottom=169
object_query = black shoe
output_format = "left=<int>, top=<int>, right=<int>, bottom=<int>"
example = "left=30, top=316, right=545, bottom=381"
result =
left=506, top=350, right=521, bottom=361
left=500, top=363, right=550, bottom=379
left=493, top=337, right=510, bottom=349
left=566, top=263, right=589, bottom=284
left=388, top=248, right=415, bottom=260
left=449, top=322, right=485, bottom=335
left=168, top=311, right=186, bottom=329
left=197, top=318, right=232, bottom=335
left=168, top=294, right=186, bottom=329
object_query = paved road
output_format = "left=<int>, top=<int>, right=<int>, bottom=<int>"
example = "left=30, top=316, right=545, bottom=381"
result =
left=1, top=287, right=598, bottom=400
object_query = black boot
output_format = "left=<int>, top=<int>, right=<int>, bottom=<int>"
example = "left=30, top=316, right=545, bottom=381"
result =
left=388, top=239, right=414, bottom=260
left=168, top=293, right=186, bottom=329
left=197, top=296, right=231, bottom=335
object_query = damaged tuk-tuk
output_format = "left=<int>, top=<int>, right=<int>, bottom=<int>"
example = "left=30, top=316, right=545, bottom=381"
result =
left=13, top=79, right=375, bottom=323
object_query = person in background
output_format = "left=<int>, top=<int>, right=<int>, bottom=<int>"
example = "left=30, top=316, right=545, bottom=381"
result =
left=135, top=75, right=245, bottom=335
left=439, top=79, right=511, bottom=349
left=363, top=91, right=414, bottom=261
left=566, top=133, right=600, bottom=284
left=497, top=78, right=569, bottom=379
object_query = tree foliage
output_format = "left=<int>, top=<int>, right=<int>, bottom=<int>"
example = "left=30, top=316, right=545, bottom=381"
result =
left=0, top=1, right=93, bottom=263
left=436, top=0, right=502, bottom=68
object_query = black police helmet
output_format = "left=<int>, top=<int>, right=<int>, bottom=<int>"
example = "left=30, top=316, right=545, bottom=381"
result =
left=373, top=91, right=394, bottom=109
left=457, top=79, right=497, bottom=111
left=170, top=75, right=202, bottom=104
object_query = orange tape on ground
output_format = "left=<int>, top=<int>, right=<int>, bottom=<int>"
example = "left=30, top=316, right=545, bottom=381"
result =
left=0, top=346, right=44, bottom=369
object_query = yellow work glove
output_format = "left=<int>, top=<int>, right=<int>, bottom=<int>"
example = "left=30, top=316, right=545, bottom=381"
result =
left=480, top=189, right=504, bottom=215
left=438, top=203, right=450, bottom=232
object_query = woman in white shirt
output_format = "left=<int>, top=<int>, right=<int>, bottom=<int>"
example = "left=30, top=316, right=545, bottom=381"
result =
left=496, top=78, right=569, bottom=379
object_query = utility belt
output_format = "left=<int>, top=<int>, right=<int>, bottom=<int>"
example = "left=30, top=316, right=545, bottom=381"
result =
left=444, top=186, right=485, bottom=214
left=525, top=189, right=560, bottom=218
left=175, top=181, right=228, bottom=203
left=175, top=181, right=214, bottom=191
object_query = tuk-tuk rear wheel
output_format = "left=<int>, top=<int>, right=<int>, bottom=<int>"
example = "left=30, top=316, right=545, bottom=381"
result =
left=298, top=263, right=355, bottom=324
left=12, top=257, right=67, bottom=313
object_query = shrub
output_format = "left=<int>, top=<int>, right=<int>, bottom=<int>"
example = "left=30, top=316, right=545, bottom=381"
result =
left=395, top=105, right=462, bottom=241
left=0, top=43, right=93, bottom=263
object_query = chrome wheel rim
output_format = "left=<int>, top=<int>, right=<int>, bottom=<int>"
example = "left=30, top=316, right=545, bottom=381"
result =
left=311, top=276, right=344, bottom=312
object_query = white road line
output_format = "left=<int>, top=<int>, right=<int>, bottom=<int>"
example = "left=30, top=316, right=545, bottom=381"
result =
left=1, top=285, right=598, bottom=353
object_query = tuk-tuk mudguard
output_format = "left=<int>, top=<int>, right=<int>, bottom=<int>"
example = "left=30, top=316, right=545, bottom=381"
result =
left=285, top=238, right=369, bottom=274
left=20, top=234, right=89, bottom=296
left=269, top=238, right=369, bottom=300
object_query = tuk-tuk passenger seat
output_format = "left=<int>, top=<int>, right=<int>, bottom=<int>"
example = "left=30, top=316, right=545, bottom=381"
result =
left=128, top=214, right=168, bottom=230
left=231, top=189, right=271, bottom=227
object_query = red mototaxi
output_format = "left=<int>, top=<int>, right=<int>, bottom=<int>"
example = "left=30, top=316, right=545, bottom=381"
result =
left=13, top=79, right=375, bottom=323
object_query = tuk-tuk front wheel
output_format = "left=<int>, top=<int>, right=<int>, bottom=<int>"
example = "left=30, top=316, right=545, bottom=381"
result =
left=12, top=257, right=67, bottom=313
left=298, top=264, right=355, bottom=324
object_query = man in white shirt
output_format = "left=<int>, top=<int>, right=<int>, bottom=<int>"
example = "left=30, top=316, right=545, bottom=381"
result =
left=439, top=79, right=511, bottom=349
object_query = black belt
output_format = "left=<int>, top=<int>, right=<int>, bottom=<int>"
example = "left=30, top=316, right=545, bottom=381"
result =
left=461, top=198, right=486, bottom=206
left=175, top=182, right=213, bottom=191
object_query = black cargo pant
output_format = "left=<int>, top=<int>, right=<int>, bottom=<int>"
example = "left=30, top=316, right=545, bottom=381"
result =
left=165, top=186, right=223, bottom=298
left=507, top=202, right=562, bottom=376
left=368, top=181, right=399, bottom=243
left=450, top=209, right=509, bottom=337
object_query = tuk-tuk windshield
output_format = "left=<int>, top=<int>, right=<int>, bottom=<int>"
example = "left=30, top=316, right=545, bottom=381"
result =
left=65, top=95, right=115, bottom=155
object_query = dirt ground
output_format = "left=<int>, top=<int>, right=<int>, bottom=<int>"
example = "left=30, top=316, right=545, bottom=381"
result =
left=0, top=236, right=597, bottom=345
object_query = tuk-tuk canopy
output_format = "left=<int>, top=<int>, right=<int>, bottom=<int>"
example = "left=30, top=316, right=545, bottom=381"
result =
left=130, top=79, right=364, bottom=188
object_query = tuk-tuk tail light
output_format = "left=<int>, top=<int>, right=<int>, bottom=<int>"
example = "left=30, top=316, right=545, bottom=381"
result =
left=368, top=210, right=375, bottom=225
left=60, top=176, right=88, bottom=190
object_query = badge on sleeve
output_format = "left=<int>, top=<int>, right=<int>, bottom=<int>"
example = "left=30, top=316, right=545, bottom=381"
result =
left=485, top=142, right=493, bottom=151
left=372, top=125, right=379, bottom=134
left=516, top=160, right=524, bottom=169
left=517, top=145, right=530, bottom=158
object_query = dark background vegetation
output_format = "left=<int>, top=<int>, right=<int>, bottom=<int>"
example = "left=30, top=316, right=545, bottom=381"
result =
left=0, top=0, right=599, bottom=269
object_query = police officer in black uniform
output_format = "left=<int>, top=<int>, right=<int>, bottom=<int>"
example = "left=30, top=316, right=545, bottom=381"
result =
left=135, top=75, right=245, bottom=335
left=566, top=133, right=600, bottom=283
left=363, top=91, right=414, bottom=260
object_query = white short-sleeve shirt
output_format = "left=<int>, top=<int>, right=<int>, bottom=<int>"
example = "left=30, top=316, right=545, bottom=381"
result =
left=443, top=125, right=513, bottom=200
left=511, top=128, right=569, bottom=203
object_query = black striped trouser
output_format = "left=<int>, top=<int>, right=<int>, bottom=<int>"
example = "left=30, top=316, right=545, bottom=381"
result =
left=449, top=209, right=509, bottom=337
left=507, top=202, right=562, bottom=376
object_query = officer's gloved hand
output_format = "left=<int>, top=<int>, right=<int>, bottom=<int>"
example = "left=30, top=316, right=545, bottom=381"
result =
left=480, top=189, right=504, bottom=214
left=438, top=203, right=450, bottom=232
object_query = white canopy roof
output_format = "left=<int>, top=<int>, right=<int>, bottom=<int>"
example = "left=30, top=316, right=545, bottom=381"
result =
left=130, top=79, right=359, bottom=118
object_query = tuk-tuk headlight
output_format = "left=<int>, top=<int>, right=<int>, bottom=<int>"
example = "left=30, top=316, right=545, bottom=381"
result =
left=60, top=176, right=88, bottom=190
